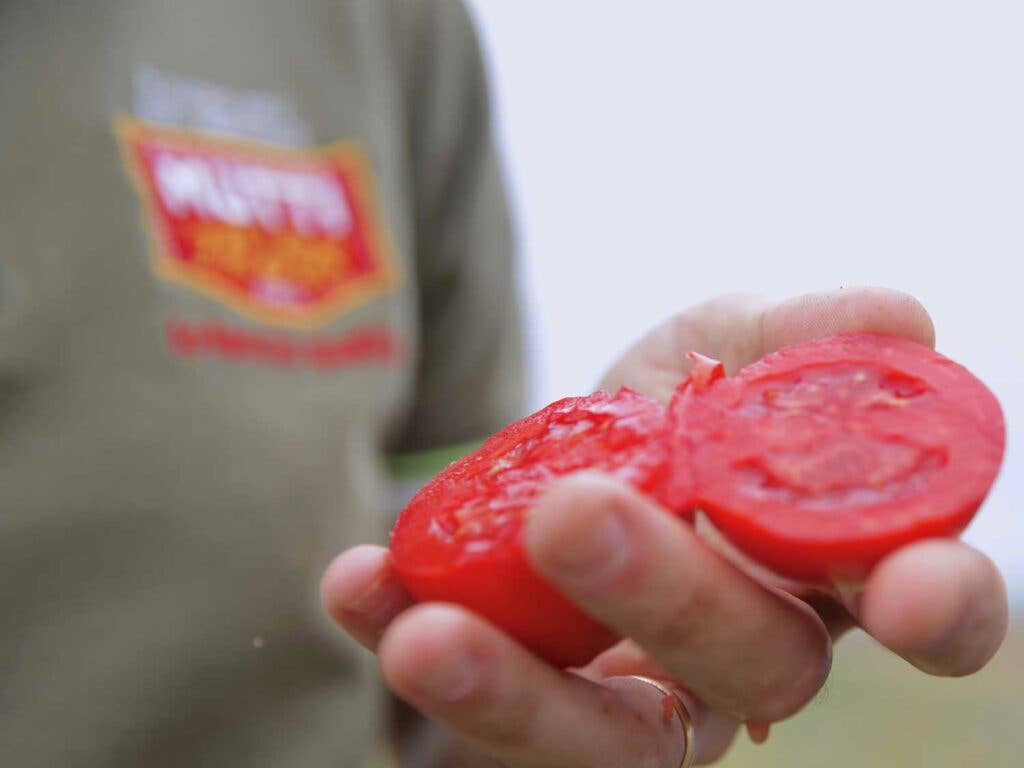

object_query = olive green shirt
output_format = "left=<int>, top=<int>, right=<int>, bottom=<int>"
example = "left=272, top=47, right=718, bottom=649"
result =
left=0, top=1, right=523, bottom=765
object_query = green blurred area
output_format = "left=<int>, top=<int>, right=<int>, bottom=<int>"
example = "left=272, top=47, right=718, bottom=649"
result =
left=720, top=625, right=1023, bottom=768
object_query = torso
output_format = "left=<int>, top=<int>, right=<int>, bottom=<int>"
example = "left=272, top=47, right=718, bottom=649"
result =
left=0, top=2, right=420, bottom=764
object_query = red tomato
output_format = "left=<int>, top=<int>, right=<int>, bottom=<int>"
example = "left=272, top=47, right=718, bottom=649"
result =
left=668, top=333, right=1005, bottom=583
left=391, top=389, right=670, bottom=667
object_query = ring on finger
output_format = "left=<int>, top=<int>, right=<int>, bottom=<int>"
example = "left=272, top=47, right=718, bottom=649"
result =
left=628, top=675, right=695, bottom=768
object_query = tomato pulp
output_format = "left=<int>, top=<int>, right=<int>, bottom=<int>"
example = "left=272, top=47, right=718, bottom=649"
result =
left=668, top=333, right=1005, bottom=583
left=390, top=389, right=669, bottom=667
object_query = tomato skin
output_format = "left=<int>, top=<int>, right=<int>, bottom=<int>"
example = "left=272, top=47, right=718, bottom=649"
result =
left=391, top=389, right=669, bottom=667
left=669, top=333, right=1005, bottom=583
left=393, top=537, right=618, bottom=668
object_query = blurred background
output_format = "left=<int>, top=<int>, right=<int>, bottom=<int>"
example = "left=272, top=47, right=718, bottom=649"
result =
left=468, top=1, right=1022, bottom=765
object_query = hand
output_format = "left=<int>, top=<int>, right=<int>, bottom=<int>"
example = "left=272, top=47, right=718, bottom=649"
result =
left=321, top=287, right=1008, bottom=766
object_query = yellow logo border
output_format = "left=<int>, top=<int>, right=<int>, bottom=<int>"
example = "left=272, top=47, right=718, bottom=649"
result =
left=115, top=116, right=402, bottom=331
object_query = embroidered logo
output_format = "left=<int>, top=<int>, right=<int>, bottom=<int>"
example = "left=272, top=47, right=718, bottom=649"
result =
left=116, top=117, right=400, bottom=330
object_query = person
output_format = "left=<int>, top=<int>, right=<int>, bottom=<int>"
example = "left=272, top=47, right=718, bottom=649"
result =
left=0, top=3, right=1007, bottom=768
left=3, top=1, right=519, bottom=765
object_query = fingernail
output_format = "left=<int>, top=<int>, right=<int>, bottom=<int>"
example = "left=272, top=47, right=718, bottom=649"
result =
left=413, top=650, right=478, bottom=703
left=335, top=574, right=405, bottom=625
left=340, top=575, right=385, bottom=614
left=905, top=598, right=984, bottom=675
left=747, top=720, right=771, bottom=745
left=321, top=549, right=399, bottom=623
left=547, top=511, right=631, bottom=582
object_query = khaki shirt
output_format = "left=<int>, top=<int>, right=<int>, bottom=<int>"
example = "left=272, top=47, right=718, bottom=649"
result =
left=0, top=1, right=523, bottom=765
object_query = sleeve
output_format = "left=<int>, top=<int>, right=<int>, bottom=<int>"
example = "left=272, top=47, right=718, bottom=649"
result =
left=387, top=0, right=526, bottom=455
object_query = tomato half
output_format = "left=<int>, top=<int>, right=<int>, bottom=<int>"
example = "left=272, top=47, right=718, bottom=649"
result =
left=390, top=388, right=670, bottom=667
left=668, top=333, right=1005, bottom=583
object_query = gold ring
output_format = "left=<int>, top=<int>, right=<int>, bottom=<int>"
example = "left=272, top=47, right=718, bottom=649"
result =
left=628, top=675, right=695, bottom=768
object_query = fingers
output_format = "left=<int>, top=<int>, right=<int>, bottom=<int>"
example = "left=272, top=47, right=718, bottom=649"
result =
left=857, top=539, right=1008, bottom=676
left=599, top=293, right=769, bottom=402
left=584, top=641, right=741, bottom=764
left=320, top=545, right=414, bottom=651
left=525, top=473, right=832, bottom=722
left=379, top=604, right=690, bottom=768
left=758, top=286, right=936, bottom=354
left=600, top=286, right=935, bottom=403
left=325, top=549, right=707, bottom=766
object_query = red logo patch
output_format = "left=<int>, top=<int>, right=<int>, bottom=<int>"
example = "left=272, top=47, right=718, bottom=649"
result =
left=116, top=118, right=400, bottom=329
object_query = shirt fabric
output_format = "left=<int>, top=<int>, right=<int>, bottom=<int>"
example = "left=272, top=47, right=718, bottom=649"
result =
left=0, top=1, right=523, bottom=765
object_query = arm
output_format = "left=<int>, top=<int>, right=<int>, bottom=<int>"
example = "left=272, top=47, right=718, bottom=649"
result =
left=387, top=0, right=523, bottom=456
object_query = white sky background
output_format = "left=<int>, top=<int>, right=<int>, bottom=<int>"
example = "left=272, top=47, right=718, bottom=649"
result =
left=467, top=1, right=1024, bottom=605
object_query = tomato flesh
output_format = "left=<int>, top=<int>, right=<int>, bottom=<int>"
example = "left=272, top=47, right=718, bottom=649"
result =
left=391, top=388, right=669, bottom=667
left=669, top=333, right=1005, bottom=582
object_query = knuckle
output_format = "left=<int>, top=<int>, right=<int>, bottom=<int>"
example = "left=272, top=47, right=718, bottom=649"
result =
left=466, top=679, right=543, bottom=749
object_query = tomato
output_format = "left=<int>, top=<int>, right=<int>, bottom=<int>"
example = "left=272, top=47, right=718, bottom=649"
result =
left=391, top=332, right=1005, bottom=663
left=390, top=388, right=670, bottom=667
left=668, top=333, right=1005, bottom=583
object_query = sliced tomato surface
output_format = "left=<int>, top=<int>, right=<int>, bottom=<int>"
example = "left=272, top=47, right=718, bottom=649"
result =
left=670, top=333, right=1005, bottom=583
left=391, top=388, right=669, bottom=667
left=657, top=352, right=725, bottom=515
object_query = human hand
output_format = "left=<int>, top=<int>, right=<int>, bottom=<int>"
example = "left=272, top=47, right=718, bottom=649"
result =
left=321, top=287, right=1008, bottom=766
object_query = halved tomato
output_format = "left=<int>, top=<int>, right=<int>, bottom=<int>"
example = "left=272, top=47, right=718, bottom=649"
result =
left=669, top=333, right=1005, bottom=583
left=391, top=388, right=670, bottom=667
